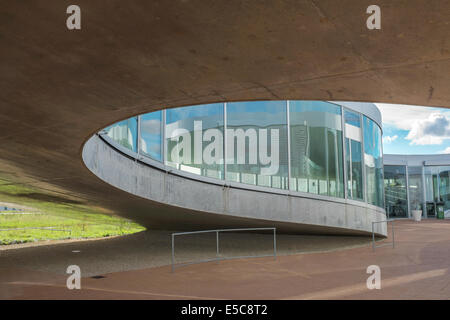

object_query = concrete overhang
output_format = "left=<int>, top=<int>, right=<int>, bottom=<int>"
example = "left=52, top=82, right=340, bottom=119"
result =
left=1, top=1, right=449, bottom=229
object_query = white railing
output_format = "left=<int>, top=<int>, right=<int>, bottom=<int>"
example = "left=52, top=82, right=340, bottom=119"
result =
left=171, top=227, right=276, bottom=273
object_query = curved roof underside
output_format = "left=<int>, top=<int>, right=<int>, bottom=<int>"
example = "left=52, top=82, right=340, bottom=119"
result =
left=1, top=1, right=450, bottom=228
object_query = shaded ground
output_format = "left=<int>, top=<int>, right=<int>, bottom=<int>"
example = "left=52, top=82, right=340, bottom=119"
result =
left=0, top=230, right=372, bottom=277
left=1, top=219, right=449, bottom=299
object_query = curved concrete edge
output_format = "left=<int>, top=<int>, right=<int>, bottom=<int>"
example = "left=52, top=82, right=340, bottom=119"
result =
left=82, top=135, right=387, bottom=236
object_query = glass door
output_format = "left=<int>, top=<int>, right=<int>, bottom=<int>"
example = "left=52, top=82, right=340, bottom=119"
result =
left=384, top=165, right=408, bottom=218
left=424, top=166, right=438, bottom=217
left=408, top=166, right=425, bottom=217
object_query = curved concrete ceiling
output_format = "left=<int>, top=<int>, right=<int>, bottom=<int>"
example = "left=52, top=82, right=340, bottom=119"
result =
left=1, top=1, right=450, bottom=228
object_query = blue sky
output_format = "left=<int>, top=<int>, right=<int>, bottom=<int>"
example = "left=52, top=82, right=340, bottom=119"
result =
left=377, top=103, right=450, bottom=155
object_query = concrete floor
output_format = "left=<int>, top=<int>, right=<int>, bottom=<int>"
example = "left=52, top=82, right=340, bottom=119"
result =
left=1, top=219, right=449, bottom=299
left=0, top=229, right=372, bottom=277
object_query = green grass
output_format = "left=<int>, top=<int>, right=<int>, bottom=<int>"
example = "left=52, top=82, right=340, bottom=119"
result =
left=0, top=177, right=145, bottom=245
left=0, top=213, right=144, bottom=245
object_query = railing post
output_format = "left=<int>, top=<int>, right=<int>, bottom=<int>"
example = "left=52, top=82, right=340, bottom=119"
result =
left=392, top=220, right=395, bottom=248
left=216, top=231, right=220, bottom=262
left=372, top=222, right=375, bottom=252
left=171, top=233, right=175, bottom=273
left=273, top=228, right=277, bottom=260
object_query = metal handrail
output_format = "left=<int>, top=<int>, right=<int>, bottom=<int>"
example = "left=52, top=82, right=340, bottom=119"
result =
left=372, top=220, right=394, bottom=251
left=171, top=227, right=276, bottom=273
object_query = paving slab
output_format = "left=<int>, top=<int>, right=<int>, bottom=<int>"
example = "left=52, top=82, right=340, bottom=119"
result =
left=1, top=220, right=449, bottom=299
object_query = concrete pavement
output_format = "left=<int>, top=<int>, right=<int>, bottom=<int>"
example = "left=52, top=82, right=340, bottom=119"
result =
left=1, top=219, right=449, bottom=299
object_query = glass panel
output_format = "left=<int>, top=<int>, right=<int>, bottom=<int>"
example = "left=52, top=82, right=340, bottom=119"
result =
left=424, top=166, right=439, bottom=217
left=226, top=101, right=288, bottom=189
left=165, top=103, right=224, bottom=179
left=408, top=166, right=424, bottom=216
left=384, top=165, right=408, bottom=218
left=139, top=111, right=163, bottom=161
left=289, top=101, right=344, bottom=198
left=105, top=117, right=138, bottom=152
left=438, top=166, right=450, bottom=216
left=363, top=116, right=384, bottom=207
left=344, top=110, right=363, bottom=201
left=345, top=137, right=351, bottom=197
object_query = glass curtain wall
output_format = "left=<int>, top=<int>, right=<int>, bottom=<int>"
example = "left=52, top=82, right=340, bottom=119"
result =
left=363, top=116, right=384, bottom=207
left=165, top=103, right=224, bottom=179
left=385, top=164, right=450, bottom=218
left=105, top=117, right=138, bottom=152
left=139, top=111, right=163, bottom=161
left=408, top=166, right=424, bottom=216
left=289, top=101, right=344, bottom=198
left=424, top=166, right=439, bottom=217
left=384, top=165, right=408, bottom=218
left=226, top=101, right=288, bottom=189
left=344, top=110, right=364, bottom=200
left=438, top=167, right=450, bottom=215
left=101, top=101, right=385, bottom=209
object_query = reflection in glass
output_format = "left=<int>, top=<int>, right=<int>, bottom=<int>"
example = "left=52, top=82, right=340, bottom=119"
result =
left=101, top=101, right=386, bottom=209
left=140, top=111, right=162, bottom=161
left=384, top=165, right=408, bottom=218
left=105, top=117, right=138, bottom=152
left=364, top=116, right=384, bottom=207
left=289, top=101, right=344, bottom=198
left=438, top=167, right=450, bottom=215
left=165, top=103, right=224, bottom=179
left=408, top=166, right=424, bottom=216
left=226, top=101, right=288, bottom=189
left=424, top=166, right=438, bottom=217
left=344, top=110, right=363, bottom=200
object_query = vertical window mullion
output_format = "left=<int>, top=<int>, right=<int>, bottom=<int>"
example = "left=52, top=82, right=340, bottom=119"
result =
left=341, top=107, right=348, bottom=200
left=162, top=109, right=166, bottom=165
left=361, top=114, right=367, bottom=203
left=349, top=139, right=353, bottom=199
left=287, top=100, right=291, bottom=191
left=325, top=127, right=329, bottom=196
left=223, top=102, right=227, bottom=181
left=136, top=115, right=141, bottom=157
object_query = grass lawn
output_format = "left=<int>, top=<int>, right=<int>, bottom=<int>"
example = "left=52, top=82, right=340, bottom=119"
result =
left=0, top=177, right=145, bottom=245
left=0, top=213, right=144, bottom=244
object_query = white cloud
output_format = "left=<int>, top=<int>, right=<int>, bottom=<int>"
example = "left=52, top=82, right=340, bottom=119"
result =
left=383, top=135, right=398, bottom=144
left=141, top=119, right=161, bottom=134
left=406, top=113, right=450, bottom=145
left=437, top=147, right=450, bottom=154
left=376, top=103, right=450, bottom=130
left=376, top=103, right=450, bottom=146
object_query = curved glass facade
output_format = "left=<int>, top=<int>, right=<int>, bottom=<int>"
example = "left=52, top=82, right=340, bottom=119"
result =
left=289, top=101, right=344, bottom=197
left=363, top=116, right=384, bottom=208
left=166, top=103, right=224, bottom=179
left=102, top=101, right=385, bottom=209
left=345, top=110, right=363, bottom=201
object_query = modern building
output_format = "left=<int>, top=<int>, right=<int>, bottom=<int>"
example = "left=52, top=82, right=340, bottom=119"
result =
left=384, top=154, right=450, bottom=219
left=83, top=100, right=387, bottom=236
left=4, top=1, right=450, bottom=243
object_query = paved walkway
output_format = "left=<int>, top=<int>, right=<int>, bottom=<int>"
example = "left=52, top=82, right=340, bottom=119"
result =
left=1, top=220, right=450, bottom=299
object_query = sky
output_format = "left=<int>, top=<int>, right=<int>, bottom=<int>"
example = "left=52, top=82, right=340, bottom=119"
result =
left=377, top=103, right=450, bottom=155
